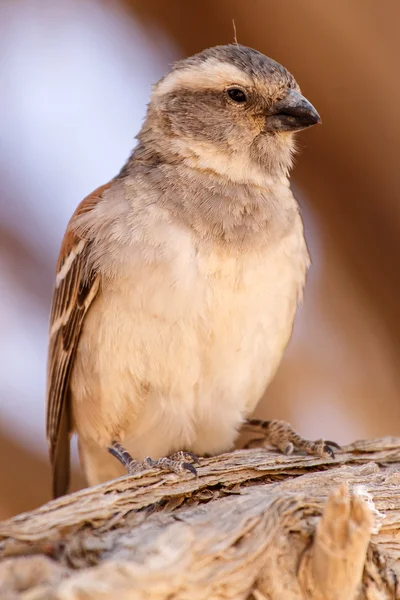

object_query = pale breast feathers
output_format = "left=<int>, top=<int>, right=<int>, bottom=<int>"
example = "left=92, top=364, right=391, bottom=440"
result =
left=46, top=184, right=110, bottom=497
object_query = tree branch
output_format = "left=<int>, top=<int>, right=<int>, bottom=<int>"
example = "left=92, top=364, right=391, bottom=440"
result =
left=1, top=438, right=400, bottom=599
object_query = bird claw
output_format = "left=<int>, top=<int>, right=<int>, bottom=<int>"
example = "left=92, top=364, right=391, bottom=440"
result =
left=146, top=454, right=198, bottom=477
left=323, top=440, right=342, bottom=459
left=323, top=444, right=336, bottom=459
left=243, top=420, right=340, bottom=460
left=182, top=462, right=198, bottom=476
left=325, top=440, right=342, bottom=450
left=108, top=442, right=199, bottom=477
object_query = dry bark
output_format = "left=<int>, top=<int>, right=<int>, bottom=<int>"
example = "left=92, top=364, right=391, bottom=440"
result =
left=1, top=438, right=400, bottom=599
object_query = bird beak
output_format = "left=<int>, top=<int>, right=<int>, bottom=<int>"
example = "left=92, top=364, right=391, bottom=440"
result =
left=265, top=89, right=321, bottom=132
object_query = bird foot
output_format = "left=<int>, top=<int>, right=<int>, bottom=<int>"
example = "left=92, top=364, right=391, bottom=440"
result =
left=243, top=419, right=341, bottom=459
left=108, top=442, right=199, bottom=477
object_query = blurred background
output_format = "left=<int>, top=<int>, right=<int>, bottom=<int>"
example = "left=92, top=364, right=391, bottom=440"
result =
left=1, top=0, right=400, bottom=519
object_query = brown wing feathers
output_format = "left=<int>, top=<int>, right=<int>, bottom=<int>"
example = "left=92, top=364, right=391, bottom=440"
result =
left=46, top=184, right=109, bottom=497
left=46, top=240, right=100, bottom=498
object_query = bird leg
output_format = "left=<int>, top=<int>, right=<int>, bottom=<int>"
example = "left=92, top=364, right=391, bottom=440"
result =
left=242, top=419, right=341, bottom=459
left=108, top=441, right=199, bottom=476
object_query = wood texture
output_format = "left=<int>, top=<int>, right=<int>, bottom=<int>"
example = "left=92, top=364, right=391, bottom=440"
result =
left=1, top=438, right=400, bottom=599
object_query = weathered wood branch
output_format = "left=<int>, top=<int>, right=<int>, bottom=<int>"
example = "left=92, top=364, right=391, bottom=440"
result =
left=1, top=438, right=400, bottom=599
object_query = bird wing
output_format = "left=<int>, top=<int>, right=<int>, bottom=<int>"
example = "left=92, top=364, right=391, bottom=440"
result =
left=46, top=183, right=110, bottom=498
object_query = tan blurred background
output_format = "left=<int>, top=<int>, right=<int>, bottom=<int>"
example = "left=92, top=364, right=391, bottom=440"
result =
left=1, top=0, right=400, bottom=519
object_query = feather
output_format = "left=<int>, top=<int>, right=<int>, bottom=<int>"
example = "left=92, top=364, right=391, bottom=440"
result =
left=46, top=184, right=110, bottom=497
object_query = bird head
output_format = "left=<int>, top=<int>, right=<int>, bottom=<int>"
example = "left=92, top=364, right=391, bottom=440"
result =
left=147, top=44, right=321, bottom=183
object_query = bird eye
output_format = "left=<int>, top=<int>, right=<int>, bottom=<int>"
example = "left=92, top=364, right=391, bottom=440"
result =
left=227, top=87, right=248, bottom=103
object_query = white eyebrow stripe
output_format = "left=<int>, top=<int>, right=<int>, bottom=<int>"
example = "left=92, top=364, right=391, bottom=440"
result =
left=153, top=58, right=252, bottom=96
left=56, top=240, right=85, bottom=287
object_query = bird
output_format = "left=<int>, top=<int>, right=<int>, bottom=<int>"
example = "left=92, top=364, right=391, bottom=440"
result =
left=46, top=44, right=338, bottom=499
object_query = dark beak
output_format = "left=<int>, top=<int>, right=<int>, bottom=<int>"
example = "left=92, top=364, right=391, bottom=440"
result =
left=265, top=89, right=321, bottom=132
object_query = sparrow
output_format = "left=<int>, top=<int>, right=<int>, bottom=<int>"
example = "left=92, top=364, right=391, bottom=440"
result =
left=46, top=44, right=338, bottom=499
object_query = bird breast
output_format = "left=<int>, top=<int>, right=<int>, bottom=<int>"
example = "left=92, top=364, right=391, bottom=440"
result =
left=71, top=212, right=309, bottom=460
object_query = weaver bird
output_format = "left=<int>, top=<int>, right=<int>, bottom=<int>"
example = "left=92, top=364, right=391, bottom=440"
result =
left=47, top=44, right=338, bottom=498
